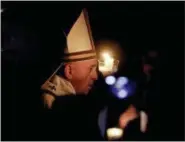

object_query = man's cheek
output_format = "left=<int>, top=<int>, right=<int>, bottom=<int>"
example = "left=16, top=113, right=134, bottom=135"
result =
left=82, top=81, right=90, bottom=93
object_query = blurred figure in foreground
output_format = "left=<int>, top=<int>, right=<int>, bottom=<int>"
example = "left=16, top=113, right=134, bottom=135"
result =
left=100, top=59, right=148, bottom=141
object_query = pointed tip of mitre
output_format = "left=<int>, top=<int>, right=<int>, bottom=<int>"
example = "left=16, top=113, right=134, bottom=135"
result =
left=63, top=8, right=97, bottom=63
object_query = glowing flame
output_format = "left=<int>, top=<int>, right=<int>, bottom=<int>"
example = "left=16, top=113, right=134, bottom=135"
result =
left=103, top=53, right=114, bottom=68
left=107, top=127, right=123, bottom=140
left=99, top=52, right=114, bottom=72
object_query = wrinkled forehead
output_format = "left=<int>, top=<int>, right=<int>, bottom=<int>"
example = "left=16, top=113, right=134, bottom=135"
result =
left=71, top=58, right=98, bottom=67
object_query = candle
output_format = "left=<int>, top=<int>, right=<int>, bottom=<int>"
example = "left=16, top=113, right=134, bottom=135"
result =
left=99, top=52, right=114, bottom=72
left=106, top=127, right=124, bottom=140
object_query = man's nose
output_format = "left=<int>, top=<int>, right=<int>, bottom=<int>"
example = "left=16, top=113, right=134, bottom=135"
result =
left=91, top=70, right=98, bottom=81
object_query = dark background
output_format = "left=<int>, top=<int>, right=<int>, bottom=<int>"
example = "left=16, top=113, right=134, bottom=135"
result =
left=2, top=1, right=184, bottom=140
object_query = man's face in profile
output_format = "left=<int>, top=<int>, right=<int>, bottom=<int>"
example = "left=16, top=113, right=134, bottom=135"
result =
left=69, top=59, right=98, bottom=94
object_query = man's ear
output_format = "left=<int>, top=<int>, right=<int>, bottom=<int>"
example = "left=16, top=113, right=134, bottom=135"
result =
left=64, top=64, right=73, bottom=80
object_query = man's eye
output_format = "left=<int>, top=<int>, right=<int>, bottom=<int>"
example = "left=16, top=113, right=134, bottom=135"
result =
left=90, top=66, right=96, bottom=72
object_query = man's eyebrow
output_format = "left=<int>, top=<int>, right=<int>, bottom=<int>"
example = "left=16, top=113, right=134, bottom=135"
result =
left=91, top=64, right=97, bottom=68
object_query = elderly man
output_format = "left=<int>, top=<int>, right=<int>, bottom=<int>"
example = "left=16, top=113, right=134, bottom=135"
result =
left=41, top=9, right=98, bottom=109
left=41, top=9, right=140, bottom=140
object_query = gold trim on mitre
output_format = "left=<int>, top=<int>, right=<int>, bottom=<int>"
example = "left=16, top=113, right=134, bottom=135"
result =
left=63, top=49, right=97, bottom=62
left=63, top=8, right=97, bottom=63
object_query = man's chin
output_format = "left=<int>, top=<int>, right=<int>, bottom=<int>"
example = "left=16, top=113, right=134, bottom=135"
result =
left=84, top=90, right=90, bottom=95
left=77, top=90, right=89, bottom=95
left=77, top=88, right=92, bottom=95
left=84, top=88, right=92, bottom=95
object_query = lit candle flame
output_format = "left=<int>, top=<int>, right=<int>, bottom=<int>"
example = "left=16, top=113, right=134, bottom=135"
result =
left=99, top=52, right=114, bottom=72
left=107, top=127, right=123, bottom=140
left=103, top=53, right=114, bottom=68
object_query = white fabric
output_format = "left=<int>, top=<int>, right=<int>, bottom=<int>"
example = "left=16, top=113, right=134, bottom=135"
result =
left=42, top=75, right=76, bottom=109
